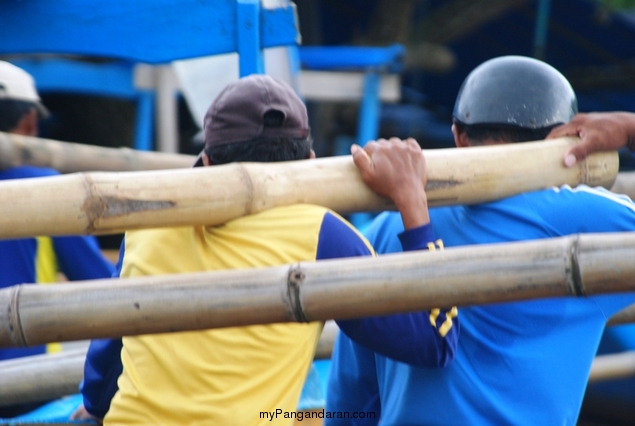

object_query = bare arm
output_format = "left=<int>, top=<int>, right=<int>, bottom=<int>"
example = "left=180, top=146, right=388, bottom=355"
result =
left=547, top=112, right=635, bottom=167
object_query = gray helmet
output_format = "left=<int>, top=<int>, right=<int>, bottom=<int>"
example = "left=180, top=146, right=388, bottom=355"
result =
left=453, top=56, right=577, bottom=129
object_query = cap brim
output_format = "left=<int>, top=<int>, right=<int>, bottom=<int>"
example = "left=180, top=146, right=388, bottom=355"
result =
left=35, top=102, right=50, bottom=119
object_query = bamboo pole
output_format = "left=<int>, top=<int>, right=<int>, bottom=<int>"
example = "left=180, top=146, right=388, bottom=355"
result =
left=0, top=132, right=195, bottom=172
left=0, top=137, right=618, bottom=238
left=0, top=321, right=337, bottom=407
left=2, top=131, right=629, bottom=188
left=0, top=348, right=87, bottom=406
left=604, top=172, right=635, bottom=326
left=2, top=320, right=634, bottom=407
left=611, top=171, right=635, bottom=200
left=0, top=322, right=337, bottom=407
left=2, top=232, right=635, bottom=348
left=608, top=304, right=635, bottom=326
left=588, top=351, right=635, bottom=383
left=315, top=320, right=338, bottom=360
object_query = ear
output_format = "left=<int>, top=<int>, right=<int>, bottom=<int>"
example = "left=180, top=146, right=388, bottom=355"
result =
left=12, top=109, right=38, bottom=136
left=308, top=149, right=316, bottom=159
left=452, top=123, right=471, bottom=148
left=202, top=152, right=212, bottom=166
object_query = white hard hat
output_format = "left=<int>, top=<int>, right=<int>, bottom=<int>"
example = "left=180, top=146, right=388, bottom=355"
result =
left=0, top=61, right=49, bottom=117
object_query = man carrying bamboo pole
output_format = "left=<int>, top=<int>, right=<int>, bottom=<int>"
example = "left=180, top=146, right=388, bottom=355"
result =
left=0, top=61, right=115, bottom=418
left=77, top=75, right=457, bottom=426
left=327, top=56, right=635, bottom=425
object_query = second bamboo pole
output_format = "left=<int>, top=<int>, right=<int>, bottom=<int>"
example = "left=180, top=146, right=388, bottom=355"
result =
left=2, top=232, right=635, bottom=348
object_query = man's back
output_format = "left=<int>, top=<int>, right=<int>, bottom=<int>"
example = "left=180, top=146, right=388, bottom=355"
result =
left=346, top=185, right=635, bottom=425
left=105, top=204, right=373, bottom=426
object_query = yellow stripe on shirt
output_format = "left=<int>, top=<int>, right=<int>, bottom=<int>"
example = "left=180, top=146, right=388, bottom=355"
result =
left=36, top=236, right=61, bottom=354
left=426, top=240, right=457, bottom=338
left=439, top=306, right=458, bottom=338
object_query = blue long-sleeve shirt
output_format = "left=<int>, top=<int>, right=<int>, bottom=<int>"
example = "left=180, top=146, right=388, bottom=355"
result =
left=328, top=185, right=635, bottom=426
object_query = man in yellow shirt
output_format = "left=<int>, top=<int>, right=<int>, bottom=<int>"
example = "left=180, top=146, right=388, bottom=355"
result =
left=90, top=75, right=454, bottom=425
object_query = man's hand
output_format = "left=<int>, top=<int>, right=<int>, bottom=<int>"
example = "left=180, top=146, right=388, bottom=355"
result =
left=351, top=137, right=430, bottom=230
left=70, top=404, right=102, bottom=424
left=547, top=112, right=635, bottom=167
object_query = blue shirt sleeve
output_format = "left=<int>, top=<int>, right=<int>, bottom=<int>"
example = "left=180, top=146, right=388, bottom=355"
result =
left=316, top=211, right=374, bottom=260
left=52, top=236, right=114, bottom=281
left=336, top=224, right=458, bottom=367
left=80, top=338, right=124, bottom=418
left=397, top=222, right=437, bottom=251
left=81, top=240, right=125, bottom=418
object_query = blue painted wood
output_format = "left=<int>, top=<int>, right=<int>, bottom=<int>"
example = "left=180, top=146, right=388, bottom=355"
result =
left=10, top=58, right=156, bottom=151
left=357, top=72, right=381, bottom=147
left=298, top=45, right=404, bottom=72
left=533, top=0, right=552, bottom=60
left=0, top=0, right=298, bottom=64
left=9, top=59, right=139, bottom=99
left=0, top=1, right=299, bottom=152
left=237, top=0, right=265, bottom=77
left=134, top=92, right=155, bottom=151
left=350, top=71, right=382, bottom=230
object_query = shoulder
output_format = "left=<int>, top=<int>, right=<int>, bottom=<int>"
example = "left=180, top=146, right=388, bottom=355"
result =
left=364, top=212, right=404, bottom=254
left=233, top=204, right=332, bottom=229
left=548, top=184, right=635, bottom=209
left=316, top=210, right=374, bottom=260
left=457, top=185, right=635, bottom=217
left=531, top=185, right=635, bottom=222
left=488, top=185, right=635, bottom=235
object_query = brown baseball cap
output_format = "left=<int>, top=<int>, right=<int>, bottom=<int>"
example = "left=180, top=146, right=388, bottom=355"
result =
left=203, top=74, right=309, bottom=148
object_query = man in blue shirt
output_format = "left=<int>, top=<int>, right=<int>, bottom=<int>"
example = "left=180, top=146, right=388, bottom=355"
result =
left=0, top=61, right=115, bottom=417
left=327, top=56, right=635, bottom=425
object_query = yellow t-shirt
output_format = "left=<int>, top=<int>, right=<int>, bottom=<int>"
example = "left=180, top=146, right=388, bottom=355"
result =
left=105, top=205, right=372, bottom=425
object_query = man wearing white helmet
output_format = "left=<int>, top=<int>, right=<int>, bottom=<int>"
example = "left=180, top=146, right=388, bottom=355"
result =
left=0, top=61, right=51, bottom=135
left=0, top=61, right=114, bottom=417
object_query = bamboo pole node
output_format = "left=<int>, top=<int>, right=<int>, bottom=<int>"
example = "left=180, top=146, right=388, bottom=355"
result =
left=80, top=173, right=103, bottom=233
left=237, top=162, right=256, bottom=216
left=7, top=285, right=27, bottom=348
left=287, top=265, right=309, bottom=323
left=569, top=235, right=586, bottom=297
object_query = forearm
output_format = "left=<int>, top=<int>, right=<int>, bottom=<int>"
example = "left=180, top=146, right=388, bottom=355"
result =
left=81, top=338, right=123, bottom=418
left=393, top=189, right=430, bottom=230
left=337, top=308, right=458, bottom=367
left=337, top=225, right=458, bottom=367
